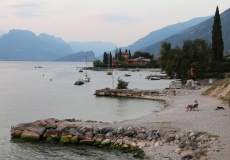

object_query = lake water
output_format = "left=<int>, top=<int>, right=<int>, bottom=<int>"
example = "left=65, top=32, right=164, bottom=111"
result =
left=0, top=61, right=171, bottom=160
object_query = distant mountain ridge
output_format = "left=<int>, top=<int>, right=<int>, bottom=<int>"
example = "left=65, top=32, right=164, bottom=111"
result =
left=122, top=16, right=211, bottom=53
left=67, top=41, right=116, bottom=57
left=142, top=8, right=230, bottom=57
left=0, top=29, right=73, bottom=61
left=55, top=51, right=96, bottom=62
left=0, top=30, right=116, bottom=61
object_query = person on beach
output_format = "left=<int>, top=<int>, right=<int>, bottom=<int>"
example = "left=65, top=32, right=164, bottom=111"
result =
left=186, top=100, right=199, bottom=111
left=193, top=100, right=198, bottom=107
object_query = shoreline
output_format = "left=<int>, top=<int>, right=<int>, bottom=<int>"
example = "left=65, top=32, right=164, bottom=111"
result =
left=119, top=87, right=230, bottom=159
left=11, top=87, right=230, bottom=159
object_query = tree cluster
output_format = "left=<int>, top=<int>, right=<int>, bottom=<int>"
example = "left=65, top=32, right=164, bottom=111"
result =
left=159, top=6, right=229, bottom=80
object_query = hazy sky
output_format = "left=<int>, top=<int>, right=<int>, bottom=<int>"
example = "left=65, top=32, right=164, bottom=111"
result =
left=0, top=0, right=229, bottom=46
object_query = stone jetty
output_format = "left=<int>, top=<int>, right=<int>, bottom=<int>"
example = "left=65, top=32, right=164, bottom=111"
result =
left=11, top=118, right=219, bottom=159
left=94, top=88, right=170, bottom=103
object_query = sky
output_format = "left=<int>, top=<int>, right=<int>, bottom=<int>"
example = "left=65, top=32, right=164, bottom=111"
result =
left=0, top=0, right=229, bottom=47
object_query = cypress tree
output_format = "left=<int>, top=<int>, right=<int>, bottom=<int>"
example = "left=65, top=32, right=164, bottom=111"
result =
left=212, top=6, right=224, bottom=61
left=128, top=49, right=131, bottom=59
left=118, top=49, right=122, bottom=60
left=103, top=52, right=108, bottom=64
left=109, top=52, right=112, bottom=66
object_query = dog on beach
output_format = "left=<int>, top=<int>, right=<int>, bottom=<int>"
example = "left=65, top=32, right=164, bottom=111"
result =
left=214, top=106, right=225, bottom=110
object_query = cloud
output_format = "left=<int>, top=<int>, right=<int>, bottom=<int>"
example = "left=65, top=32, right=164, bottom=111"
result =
left=95, top=14, right=139, bottom=24
left=9, top=2, right=46, bottom=18
left=11, top=2, right=44, bottom=9
left=14, top=11, right=43, bottom=17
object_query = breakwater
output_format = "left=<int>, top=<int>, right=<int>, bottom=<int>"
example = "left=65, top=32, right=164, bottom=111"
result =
left=11, top=118, right=219, bottom=159
left=94, top=88, right=170, bottom=103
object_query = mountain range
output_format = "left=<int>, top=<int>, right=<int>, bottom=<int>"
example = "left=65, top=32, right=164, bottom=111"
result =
left=0, top=8, right=229, bottom=61
left=122, top=16, right=211, bottom=53
left=141, top=8, right=230, bottom=56
left=55, top=51, right=96, bottom=62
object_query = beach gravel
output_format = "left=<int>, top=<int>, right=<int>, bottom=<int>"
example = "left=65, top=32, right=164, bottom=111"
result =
left=109, top=87, right=230, bottom=160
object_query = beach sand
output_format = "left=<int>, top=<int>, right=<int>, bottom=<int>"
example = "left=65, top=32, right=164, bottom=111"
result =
left=107, top=87, right=230, bottom=159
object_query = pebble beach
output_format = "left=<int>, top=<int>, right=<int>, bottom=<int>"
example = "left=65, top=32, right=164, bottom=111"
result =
left=114, top=87, right=230, bottom=159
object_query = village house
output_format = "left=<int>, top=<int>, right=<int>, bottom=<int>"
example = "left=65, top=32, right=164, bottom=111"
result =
left=123, top=57, right=150, bottom=65
left=120, top=51, right=129, bottom=59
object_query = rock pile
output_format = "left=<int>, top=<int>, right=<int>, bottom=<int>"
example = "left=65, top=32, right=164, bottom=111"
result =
left=11, top=118, right=219, bottom=159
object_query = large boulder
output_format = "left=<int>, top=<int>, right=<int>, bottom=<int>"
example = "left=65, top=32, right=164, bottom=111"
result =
left=20, top=130, right=40, bottom=141
left=11, top=129, right=23, bottom=138
left=13, top=122, right=46, bottom=135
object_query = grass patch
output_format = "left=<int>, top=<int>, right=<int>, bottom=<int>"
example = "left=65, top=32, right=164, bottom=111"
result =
left=207, top=134, right=219, bottom=139
left=199, top=132, right=219, bottom=139
left=202, top=78, right=230, bottom=96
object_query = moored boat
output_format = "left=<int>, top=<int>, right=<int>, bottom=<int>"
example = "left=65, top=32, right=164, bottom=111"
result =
left=150, top=77, right=161, bottom=80
left=74, top=79, right=84, bottom=85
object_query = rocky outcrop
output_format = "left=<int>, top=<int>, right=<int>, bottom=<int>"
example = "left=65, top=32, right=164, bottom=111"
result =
left=11, top=118, right=220, bottom=159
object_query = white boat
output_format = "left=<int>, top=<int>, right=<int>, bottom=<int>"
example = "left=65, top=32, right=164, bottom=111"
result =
left=79, top=68, right=83, bottom=72
left=74, top=79, right=84, bottom=85
left=106, top=53, right=113, bottom=75
left=82, top=74, right=90, bottom=82
left=82, top=52, right=90, bottom=82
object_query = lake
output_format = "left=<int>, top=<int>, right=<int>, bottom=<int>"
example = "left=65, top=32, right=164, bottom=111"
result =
left=0, top=61, right=171, bottom=159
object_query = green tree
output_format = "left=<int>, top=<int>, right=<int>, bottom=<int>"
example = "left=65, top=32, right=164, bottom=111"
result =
left=128, top=49, right=131, bottom=59
left=103, top=52, right=108, bottom=64
left=158, top=42, right=172, bottom=72
left=116, top=78, right=129, bottom=89
left=93, top=60, right=102, bottom=67
left=159, top=39, right=213, bottom=79
left=118, top=48, right=122, bottom=60
left=109, top=52, right=112, bottom=66
left=132, top=51, right=153, bottom=59
left=212, top=6, right=224, bottom=61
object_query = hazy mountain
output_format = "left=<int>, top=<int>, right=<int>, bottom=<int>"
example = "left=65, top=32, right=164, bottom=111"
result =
left=0, top=30, right=6, bottom=36
left=55, top=51, right=96, bottom=62
left=142, top=8, right=230, bottom=57
left=0, top=29, right=73, bottom=61
left=122, top=16, right=211, bottom=54
left=67, top=41, right=116, bottom=57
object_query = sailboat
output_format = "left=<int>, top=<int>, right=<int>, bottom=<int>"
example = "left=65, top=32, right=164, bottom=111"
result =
left=106, top=54, right=112, bottom=75
left=82, top=52, right=90, bottom=82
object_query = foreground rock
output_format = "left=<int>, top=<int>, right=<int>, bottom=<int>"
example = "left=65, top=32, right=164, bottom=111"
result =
left=11, top=118, right=219, bottom=159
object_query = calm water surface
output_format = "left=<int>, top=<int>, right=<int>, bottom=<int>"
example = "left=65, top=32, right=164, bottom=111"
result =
left=0, top=61, right=170, bottom=160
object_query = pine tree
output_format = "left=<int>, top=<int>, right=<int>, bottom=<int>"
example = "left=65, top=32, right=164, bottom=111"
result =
left=212, top=6, right=224, bottom=61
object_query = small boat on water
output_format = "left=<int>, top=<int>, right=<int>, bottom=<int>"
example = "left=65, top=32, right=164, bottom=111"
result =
left=79, top=68, right=83, bottom=72
left=106, top=71, right=112, bottom=75
left=82, top=74, right=90, bottom=82
left=35, top=66, right=42, bottom=68
left=82, top=52, right=91, bottom=81
left=124, top=73, right=131, bottom=77
left=74, top=79, right=84, bottom=85
left=150, top=77, right=161, bottom=80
